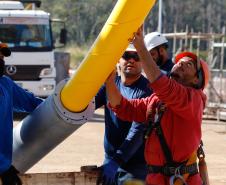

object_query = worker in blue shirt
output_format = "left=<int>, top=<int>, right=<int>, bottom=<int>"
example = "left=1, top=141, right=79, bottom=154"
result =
left=0, top=43, right=43, bottom=185
left=95, top=43, right=152, bottom=185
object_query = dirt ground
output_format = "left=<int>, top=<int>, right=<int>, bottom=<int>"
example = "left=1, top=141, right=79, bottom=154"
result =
left=14, top=108, right=226, bottom=185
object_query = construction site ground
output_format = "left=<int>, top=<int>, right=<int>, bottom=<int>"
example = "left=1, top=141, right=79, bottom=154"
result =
left=14, top=108, right=226, bottom=185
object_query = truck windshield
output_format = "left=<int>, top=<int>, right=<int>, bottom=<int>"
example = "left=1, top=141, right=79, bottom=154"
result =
left=0, top=18, right=53, bottom=51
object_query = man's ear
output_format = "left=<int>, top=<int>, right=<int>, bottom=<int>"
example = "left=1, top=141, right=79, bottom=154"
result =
left=159, top=47, right=165, bottom=55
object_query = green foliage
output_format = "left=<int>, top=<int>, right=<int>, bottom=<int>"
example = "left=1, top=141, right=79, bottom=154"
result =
left=38, top=0, right=226, bottom=67
left=39, top=0, right=226, bottom=45
left=65, top=43, right=90, bottom=68
left=41, top=0, right=115, bottom=45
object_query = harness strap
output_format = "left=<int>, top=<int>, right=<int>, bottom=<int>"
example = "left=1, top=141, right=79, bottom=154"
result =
left=147, top=163, right=198, bottom=177
left=156, top=122, right=173, bottom=164
left=145, top=102, right=173, bottom=164
left=145, top=102, right=201, bottom=185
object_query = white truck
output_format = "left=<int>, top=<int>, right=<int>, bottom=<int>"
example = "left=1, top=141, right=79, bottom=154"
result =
left=0, top=0, right=67, bottom=97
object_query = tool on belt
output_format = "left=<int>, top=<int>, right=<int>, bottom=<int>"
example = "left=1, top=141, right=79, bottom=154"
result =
left=197, top=141, right=210, bottom=185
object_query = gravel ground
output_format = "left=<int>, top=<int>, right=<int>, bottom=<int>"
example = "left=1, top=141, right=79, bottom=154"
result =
left=13, top=109, right=226, bottom=185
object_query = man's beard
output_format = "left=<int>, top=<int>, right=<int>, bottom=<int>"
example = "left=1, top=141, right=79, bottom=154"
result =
left=170, top=71, right=179, bottom=79
left=0, top=59, right=5, bottom=77
left=124, top=70, right=141, bottom=79
left=124, top=71, right=137, bottom=78
left=156, top=55, right=164, bottom=67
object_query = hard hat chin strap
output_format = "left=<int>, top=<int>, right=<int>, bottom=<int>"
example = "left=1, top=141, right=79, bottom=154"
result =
left=193, top=69, right=204, bottom=89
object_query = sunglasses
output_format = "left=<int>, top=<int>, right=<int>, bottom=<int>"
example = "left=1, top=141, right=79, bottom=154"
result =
left=122, top=52, right=140, bottom=62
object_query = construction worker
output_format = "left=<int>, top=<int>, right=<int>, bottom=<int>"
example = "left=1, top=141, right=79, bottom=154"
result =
left=144, top=32, right=174, bottom=74
left=105, top=27, right=209, bottom=185
left=95, top=44, right=152, bottom=185
left=0, top=43, right=43, bottom=185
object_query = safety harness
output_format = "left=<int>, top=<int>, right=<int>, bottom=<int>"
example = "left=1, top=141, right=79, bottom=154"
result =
left=145, top=102, right=198, bottom=185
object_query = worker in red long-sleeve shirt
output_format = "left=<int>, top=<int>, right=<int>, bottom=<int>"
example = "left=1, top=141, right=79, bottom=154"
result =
left=105, top=27, right=210, bottom=185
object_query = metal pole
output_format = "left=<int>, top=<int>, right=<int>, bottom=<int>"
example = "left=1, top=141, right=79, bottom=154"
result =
left=185, top=25, right=188, bottom=49
left=158, top=0, right=162, bottom=33
left=219, top=27, right=225, bottom=102
left=189, top=28, right=193, bottom=52
left=196, top=32, right=201, bottom=57
left=173, top=24, right=177, bottom=58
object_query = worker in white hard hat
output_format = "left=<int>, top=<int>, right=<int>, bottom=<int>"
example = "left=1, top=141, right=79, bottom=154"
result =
left=144, top=32, right=174, bottom=74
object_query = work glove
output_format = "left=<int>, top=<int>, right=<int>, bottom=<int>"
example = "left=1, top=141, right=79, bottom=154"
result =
left=97, top=159, right=119, bottom=185
left=0, top=165, right=22, bottom=185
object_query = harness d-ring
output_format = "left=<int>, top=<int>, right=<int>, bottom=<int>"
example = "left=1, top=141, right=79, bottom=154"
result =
left=169, top=167, right=188, bottom=185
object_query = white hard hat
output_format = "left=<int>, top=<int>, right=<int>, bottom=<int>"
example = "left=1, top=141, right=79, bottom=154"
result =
left=144, top=32, right=168, bottom=51
left=125, top=43, right=136, bottom=52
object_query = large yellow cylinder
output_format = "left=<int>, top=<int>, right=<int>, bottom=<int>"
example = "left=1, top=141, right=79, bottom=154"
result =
left=61, top=0, right=156, bottom=112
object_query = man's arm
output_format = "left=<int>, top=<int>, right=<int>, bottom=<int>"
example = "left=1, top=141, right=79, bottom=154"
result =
left=95, top=85, right=107, bottom=109
left=113, top=122, right=145, bottom=164
left=10, top=79, right=43, bottom=112
left=133, top=27, right=161, bottom=83
left=105, top=70, right=122, bottom=108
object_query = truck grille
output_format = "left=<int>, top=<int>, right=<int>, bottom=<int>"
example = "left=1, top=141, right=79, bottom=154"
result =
left=4, top=65, right=50, bottom=81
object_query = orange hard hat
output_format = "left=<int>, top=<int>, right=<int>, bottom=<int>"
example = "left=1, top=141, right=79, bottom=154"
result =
left=0, top=43, right=11, bottom=57
left=175, top=52, right=210, bottom=89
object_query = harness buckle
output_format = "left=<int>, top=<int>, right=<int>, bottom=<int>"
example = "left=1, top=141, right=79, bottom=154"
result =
left=169, top=166, right=188, bottom=185
left=175, top=166, right=181, bottom=176
left=167, top=166, right=176, bottom=174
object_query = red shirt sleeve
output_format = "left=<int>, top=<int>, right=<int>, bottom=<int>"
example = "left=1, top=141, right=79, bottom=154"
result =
left=108, top=95, right=155, bottom=123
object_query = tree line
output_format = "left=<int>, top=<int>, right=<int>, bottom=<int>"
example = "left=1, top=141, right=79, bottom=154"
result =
left=40, top=0, right=226, bottom=45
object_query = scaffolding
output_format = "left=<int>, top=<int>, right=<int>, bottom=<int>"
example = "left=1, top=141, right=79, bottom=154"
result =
left=162, top=25, right=226, bottom=121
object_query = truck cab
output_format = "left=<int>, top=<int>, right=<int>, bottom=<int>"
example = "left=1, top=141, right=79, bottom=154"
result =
left=0, top=1, right=63, bottom=97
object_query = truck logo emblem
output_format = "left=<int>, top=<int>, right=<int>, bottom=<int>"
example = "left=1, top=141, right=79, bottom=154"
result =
left=6, top=65, right=17, bottom=75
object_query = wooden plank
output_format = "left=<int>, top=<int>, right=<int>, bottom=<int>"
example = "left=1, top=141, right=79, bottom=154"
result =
left=0, top=171, right=100, bottom=185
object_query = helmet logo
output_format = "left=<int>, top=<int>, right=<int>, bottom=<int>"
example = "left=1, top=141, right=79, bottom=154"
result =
left=6, top=65, right=17, bottom=75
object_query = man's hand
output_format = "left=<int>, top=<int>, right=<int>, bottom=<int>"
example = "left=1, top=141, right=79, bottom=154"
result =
left=105, top=70, right=122, bottom=108
left=132, top=26, right=146, bottom=52
left=132, top=25, right=161, bottom=83
left=0, top=166, right=22, bottom=185
left=97, top=160, right=119, bottom=185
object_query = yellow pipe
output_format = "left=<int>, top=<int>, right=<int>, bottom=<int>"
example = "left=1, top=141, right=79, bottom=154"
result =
left=61, top=0, right=156, bottom=112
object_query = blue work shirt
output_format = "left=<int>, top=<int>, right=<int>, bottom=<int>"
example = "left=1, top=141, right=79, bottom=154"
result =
left=160, top=58, right=174, bottom=75
left=95, top=75, right=152, bottom=179
left=0, top=76, right=43, bottom=173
